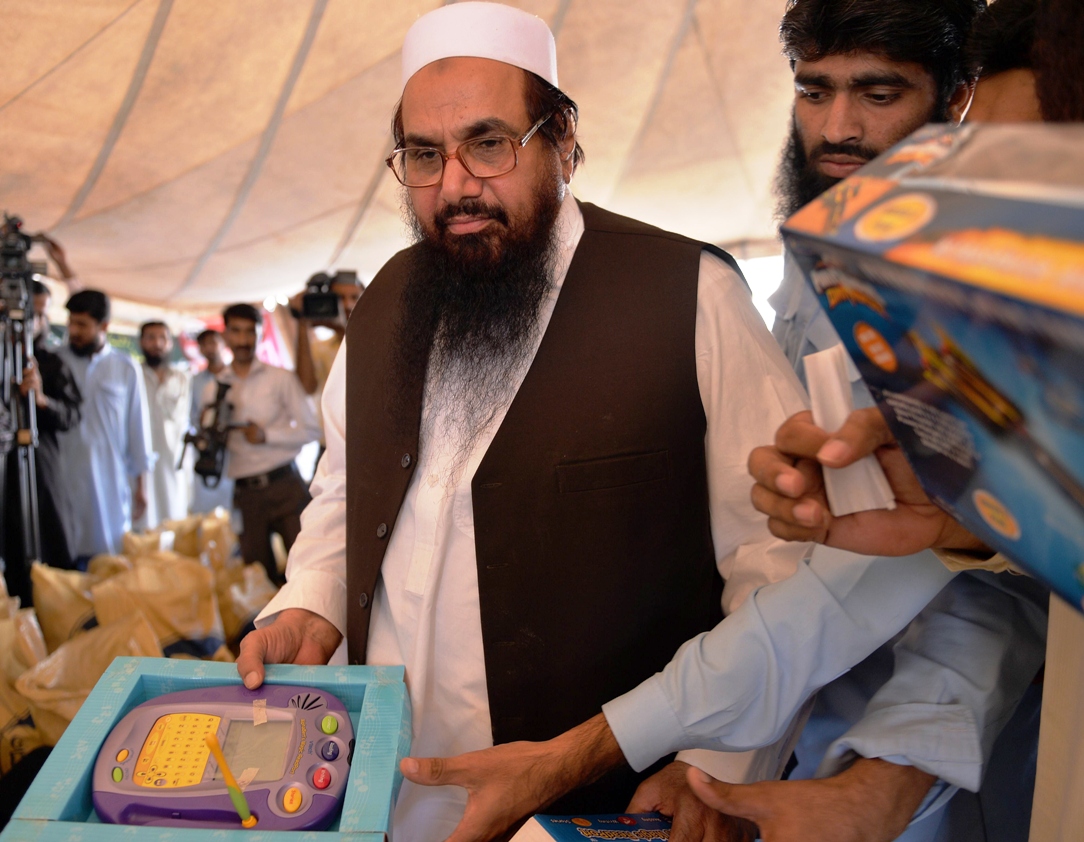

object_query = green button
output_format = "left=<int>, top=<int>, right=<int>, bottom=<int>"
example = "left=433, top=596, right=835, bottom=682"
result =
left=112, top=767, right=123, bottom=783
left=320, top=715, right=338, bottom=735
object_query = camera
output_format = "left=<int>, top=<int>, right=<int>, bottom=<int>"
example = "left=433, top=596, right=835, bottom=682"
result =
left=300, top=270, right=358, bottom=320
left=1, top=215, right=45, bottom=317
left=181, top=381, right=234, bottom=487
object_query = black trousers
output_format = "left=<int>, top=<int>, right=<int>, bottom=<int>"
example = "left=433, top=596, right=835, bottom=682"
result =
left=233, top=466, right=311, bottom=586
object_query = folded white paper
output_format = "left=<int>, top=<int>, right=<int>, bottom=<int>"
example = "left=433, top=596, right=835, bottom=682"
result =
left=804, top=345, right=896, bottom=516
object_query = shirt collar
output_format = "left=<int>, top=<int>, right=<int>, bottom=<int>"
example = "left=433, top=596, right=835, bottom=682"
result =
left=223, top=358, right=265, bottom=380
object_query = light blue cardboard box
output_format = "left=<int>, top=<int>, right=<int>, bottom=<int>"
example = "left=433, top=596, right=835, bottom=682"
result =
left=1, top=657, right=411, bottom=841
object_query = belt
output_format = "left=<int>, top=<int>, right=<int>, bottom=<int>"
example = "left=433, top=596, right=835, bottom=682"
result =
left=234, top=462, right=297, bottom=491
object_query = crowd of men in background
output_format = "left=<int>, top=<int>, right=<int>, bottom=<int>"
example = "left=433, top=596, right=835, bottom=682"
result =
left=0, top=275, right=363, bottom=606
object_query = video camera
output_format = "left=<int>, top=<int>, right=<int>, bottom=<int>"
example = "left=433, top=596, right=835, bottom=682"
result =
left=299, top=270, right=359, bottom=321
left=1, top=213, right=48, bottom=566
left=181, top=381, right=235, bottom=487
left=1, top=214, right=45, bottom=317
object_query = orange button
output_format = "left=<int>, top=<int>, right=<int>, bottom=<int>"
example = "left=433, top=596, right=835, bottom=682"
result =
left=313, top=768, right=331, bottom=790
left=116, top=749, right=130, bottom=763
left=282, top=787, right=303, bottom=814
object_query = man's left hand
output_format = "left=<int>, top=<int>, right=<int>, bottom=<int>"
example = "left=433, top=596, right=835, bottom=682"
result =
left=19, top=359, right=47, bottom=408
left=242, top=422, right=266, bottom=444
left=628, top=761, right=758, bottom=842
left=131, top=478, right=147, bottom=522
left=686, top=757, right=936, bottom=842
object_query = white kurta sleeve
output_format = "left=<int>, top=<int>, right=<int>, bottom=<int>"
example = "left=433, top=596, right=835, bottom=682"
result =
left=693, top=251, right=812, bottom=612
left=256, top=340, right=349, bottom=638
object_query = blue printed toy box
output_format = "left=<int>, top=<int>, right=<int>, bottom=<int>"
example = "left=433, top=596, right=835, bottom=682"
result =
left=782, top=123, right=1084, bottom=613
left=0, top=657, right=411, bottom=841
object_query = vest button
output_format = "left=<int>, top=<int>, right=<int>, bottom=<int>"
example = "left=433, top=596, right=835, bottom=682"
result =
left=401, top=453, right=412, bottom=468
left=376, top=522, right=388, bottom=538
left=358, top=592, right=369, bottom=609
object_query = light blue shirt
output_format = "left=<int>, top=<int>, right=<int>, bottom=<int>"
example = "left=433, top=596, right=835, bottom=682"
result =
left=57, top=342, right=155, bottom=557
left=602, top=252, right=1047, bottom=823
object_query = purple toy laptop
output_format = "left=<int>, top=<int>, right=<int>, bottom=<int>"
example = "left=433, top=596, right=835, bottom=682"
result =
left=92, top=684, right=354, bottom=830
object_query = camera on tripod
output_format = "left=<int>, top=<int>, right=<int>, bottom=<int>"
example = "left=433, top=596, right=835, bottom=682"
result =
left=181, top=381, right=235, bottom=488
left=1, top=215, right=45, bottom=318
left=300, top=270, right=358, bottom=321
left=1, top=213, right=48, bottom=568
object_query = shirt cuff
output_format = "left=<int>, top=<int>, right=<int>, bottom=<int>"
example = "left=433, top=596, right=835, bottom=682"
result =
left=256, top=566, right=348, bottom=639
left=602, top=675, right=688, bottom=773
left=816, top=702, right=983, bottom=791
left=676, top=748, right=778, bottom=784
left=933, top=548, right=1021, bottom=575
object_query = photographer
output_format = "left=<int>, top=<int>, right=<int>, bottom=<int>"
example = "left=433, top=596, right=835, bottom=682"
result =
left=201, top=304, right=319, bottom=585
left=2, top=282, right=82, bottom=602
left=289, top=272, right=363, bottom=450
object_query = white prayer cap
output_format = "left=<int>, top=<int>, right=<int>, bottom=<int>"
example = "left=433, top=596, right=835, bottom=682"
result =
left=401, top=2, right=558, bottom=91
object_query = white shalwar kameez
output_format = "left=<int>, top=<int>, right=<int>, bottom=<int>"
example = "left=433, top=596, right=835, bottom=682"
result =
left=57, top=343, right=155, bottom=557
left=257, top=195, right=810, bottom=840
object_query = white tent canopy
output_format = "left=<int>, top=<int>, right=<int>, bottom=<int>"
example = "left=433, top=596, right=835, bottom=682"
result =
left=2, top=0, right=794, bottom=311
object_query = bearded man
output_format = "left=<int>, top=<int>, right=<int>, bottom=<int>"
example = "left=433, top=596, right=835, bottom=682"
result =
left=312, top=4, right=1044, bottom=842
left=56, top=289, right=153, bottom=559
left=236, top=3, right=813, bottom=838
left=137, top=321, right=190, bottom=528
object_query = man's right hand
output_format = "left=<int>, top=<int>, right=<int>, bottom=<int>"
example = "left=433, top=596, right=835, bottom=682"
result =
left=399, top=713, right=627, bottom=842
left=748, top=407, right=985, bottom=556
left=628, top=761, right=758, bottom=842
left=236, top=608, right=342, bottom=689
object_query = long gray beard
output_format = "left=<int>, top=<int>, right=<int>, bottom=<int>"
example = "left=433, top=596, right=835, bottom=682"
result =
left=397, top=175, right=564, bottom=487
left=420, top=317, right=543, bottom=488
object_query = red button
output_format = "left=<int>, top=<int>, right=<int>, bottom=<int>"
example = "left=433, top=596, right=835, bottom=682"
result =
left=313, top=767, right=332, bottom=790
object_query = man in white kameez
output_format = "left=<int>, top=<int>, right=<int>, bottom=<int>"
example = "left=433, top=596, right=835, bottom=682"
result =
left=56, top=290, right=154, bottom=560
left=137, top=321, right=190, bottom=528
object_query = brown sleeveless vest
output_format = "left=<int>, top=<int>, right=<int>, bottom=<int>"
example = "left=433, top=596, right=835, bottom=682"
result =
left=346, top=202, right=738, bottom=810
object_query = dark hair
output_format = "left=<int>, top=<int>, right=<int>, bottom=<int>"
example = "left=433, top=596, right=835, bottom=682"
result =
left=139, top=320, right=169, bottom=339
left=31, top=280, right=50, bottom=297
left=780, top=0, right=986, bottom=114
left=65, top=289, right=110, bottom=323
left=1035, top=0, right=1084, bottom=121
left=965, top=0, right=1038, bottom=78
left=392, top=68, right=585, bottom=173
left=222, top=303, right=263, bottom=328
left=196, top=328, right=222, bottom=343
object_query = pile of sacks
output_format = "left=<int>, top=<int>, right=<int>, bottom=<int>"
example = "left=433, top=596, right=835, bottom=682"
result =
left=0, top=509, right=278, bottom=777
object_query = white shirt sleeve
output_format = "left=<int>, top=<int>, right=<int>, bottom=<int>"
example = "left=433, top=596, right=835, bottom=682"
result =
left=605, top=252, right=961, bottom=772
left=261, top=370, right=322, bottom=448
left=694, top=250, right=811, bottom=613
left=256, top=340, right=349, bottom=637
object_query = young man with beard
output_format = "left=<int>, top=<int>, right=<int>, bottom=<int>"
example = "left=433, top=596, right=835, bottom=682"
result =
left=236, top=3, right=821, bottom=838
left=56, top=289, right=154, bottom=560
left=137, top=321, right=190, bottom=527
left=205, top=304, right=319, bottom=586
left=706, top=1, right=1048, bottom=840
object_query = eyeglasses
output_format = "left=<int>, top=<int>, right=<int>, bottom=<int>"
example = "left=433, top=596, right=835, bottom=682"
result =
left=386, top=113, right=552, bottom=188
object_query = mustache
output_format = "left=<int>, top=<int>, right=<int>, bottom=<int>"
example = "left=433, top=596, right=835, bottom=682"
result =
left=435, top=200, right=510, bottom=229
left=807, top=140, right=880, bottom=163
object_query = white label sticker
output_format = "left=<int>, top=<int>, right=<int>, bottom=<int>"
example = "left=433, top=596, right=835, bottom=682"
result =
left=237, top=768, right=259, bottom=790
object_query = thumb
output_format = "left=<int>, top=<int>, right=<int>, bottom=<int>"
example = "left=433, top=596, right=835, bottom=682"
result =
left=685, top=767, right=767, bottom=824
left=817, top=407, right=893, bottom=468
left=401, top=756, right=457, bottom=787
